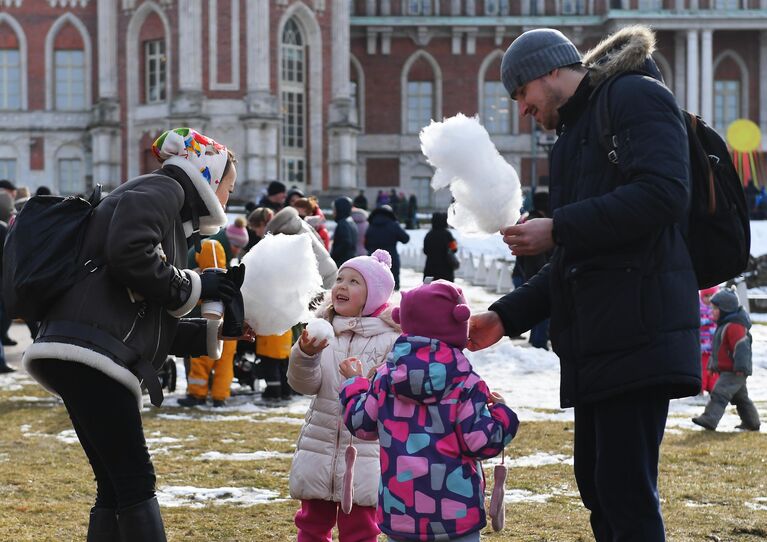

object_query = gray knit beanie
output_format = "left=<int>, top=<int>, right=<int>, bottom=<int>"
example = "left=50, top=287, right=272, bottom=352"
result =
left=711, top=289, right=740, bottom=313
left=501, top=28, right=582, bottom=98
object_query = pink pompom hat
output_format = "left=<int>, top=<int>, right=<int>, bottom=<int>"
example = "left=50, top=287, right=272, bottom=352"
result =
left=339, top=249, right=395, bottom=316
left=393, top=280, right=471, bottom=348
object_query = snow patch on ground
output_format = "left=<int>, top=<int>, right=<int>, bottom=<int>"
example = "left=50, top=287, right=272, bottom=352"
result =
left=504, top=489, right=552, bottom=504
left=196, top=451, right=294, bottom=461
left=507, top=453, right=574, bottom=468
left=156, top=486, right=285, bottom=508
left=746, top=497, right=767, bottom=511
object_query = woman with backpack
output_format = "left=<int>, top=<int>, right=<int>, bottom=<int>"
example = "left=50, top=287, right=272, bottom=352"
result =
left=21, top=128, right=248, bottom=541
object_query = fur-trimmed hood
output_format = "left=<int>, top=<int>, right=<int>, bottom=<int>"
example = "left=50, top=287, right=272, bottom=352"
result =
left=583, top=25, right=663, bottom=87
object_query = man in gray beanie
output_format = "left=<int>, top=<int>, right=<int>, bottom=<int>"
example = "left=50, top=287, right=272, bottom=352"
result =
left=692, top=288, right=760, bottom=432
left=469, top=26, right=699, bottom=541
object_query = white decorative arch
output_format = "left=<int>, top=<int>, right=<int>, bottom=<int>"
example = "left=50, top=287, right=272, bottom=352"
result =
left=276, top=2, right=322, bottom=188
left=400, top=49, right=443, bottom=134
left=125, top=1, right=172, bottom=179
left=44, top=12, right=92, bottom=111
left=713, top=49, right=750, bottom=118
left=652, top=51, right=673, bottom=93
left=477, top=49, right=517, bottom=134
left=0, top=14, right=27, bottom=110
left=350, top=53, right=365, bottom=132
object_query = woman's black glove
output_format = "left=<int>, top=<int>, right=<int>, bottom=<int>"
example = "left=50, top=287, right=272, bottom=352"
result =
left=199, top=269, right=236, bottom=302
left=221, top=264, right=246, bottom=339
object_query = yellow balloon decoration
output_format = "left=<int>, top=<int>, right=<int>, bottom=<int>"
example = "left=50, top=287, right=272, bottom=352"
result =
left=727, top=119, right=761, bottom=153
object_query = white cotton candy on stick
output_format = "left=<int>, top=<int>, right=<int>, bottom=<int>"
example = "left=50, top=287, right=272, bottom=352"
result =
left=240, top=233, right=323, bottom=336
left=420, top=113, right=522, bottom=235
left=306, top=318, right=334, bottom=344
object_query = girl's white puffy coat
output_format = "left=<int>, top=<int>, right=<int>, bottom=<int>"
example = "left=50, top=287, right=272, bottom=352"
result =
left=287, top=306, right=399, bottom=506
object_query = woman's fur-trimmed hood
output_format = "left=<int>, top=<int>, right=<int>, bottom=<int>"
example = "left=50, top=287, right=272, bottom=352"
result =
left=582, top=25, right=661, bottom=87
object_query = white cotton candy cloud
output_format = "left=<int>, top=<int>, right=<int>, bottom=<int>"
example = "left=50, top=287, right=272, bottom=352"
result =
left=240, top=234, right=323, bottom=336
left=420, top=113, right=522, bottom=235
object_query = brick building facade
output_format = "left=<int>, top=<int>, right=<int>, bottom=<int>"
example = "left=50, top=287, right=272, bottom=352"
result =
left=0, top=0, right=766, bottom=207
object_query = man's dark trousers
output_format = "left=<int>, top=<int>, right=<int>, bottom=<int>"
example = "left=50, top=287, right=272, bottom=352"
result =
left=574, top=388, right=669, bottom=542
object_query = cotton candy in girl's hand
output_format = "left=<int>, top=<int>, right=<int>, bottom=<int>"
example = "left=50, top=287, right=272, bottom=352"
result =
left=306, top=318, right=334, bottom=344
left=240, top=234, right=323, bottom=336
left=420, top=113, right=522, bottom=235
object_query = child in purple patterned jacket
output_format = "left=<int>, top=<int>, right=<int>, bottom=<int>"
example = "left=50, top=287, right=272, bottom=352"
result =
left=339, top=280, right=519, bottom=542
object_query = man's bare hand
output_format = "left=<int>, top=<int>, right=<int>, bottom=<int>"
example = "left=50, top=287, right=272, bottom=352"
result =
left=501, top=218, right=555, bottom=256
left=467, top=311, right=506, bottom=351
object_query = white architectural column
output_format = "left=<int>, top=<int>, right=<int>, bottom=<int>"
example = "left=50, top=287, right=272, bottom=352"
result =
left=241, top=0, right=279, bottom=193
left=686, top=29, right=699, bottom=115
left=247, top=0, right=270, bottom=93
left=761, top=31, right=767, bottom=148
left=91, top=0, right=120, bottom=190
left=674, top=31, right=686, bottom=109
left=328, top=0, right=359, bottom=191
left=97, top=0, right=117, bottom=99
left=177, top=0, right=203, bottom=92
left=700, top=29, right=713, bottom=122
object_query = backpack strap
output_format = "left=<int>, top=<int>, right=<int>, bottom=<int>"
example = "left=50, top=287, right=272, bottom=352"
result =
left=687, top=114, right=718, bottom=215
left=591, top=70, right=654, bottom=166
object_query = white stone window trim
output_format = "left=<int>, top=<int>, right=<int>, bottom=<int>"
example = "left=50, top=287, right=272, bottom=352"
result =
left=45, top=12, right=92, bottom=111
left=48, top=0, right=90, bottom=7
left=144, top=39, right=166, bottom=104
left=350, top=53, right=365, bottom=132
left=400, top=49, right=442, bottom=135
left=276, top=2, right=323, bottom=189
left=208, top=0, right=240, bottom=91
left=0, top=142, right=19, bottom=182
left=0, top=13, right=28, bottom=110
left=477, top=49, right=518, bottom=135
left=125, top=1, right=172, bottom=180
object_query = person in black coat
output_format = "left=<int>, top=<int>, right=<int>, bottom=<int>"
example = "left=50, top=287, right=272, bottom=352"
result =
left=422, top=211, right=457, bottom=282
left=365, top=205, right=410, bottom=289
left=22, top=128, right=249, bottom=541
left=352, top=189, right=368, bottom=210
left=330, top=196, right=358, bottom=266
left=469, top=27, right=700, bottom=541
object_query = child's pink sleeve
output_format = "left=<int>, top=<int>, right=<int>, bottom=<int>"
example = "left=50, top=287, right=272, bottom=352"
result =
left=339, top=366, right=388, bottom=441
left=455, top=377, right=519, bottom=459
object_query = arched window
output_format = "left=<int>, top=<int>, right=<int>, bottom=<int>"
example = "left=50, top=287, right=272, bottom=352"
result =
left=713, top=51, right=747, bottom=135
left=0, top=22, right=21, bottom=110
left=479, top=53, right=512, bottom=135
left=280, top=18, right=307, bottom=185
left=139, top=11, right=167, bottom=104
left=403, top=52, right=440, bottom=134
left=52, top=22, right=86, bottom=110
left=56, top=145, right=85, bottom=195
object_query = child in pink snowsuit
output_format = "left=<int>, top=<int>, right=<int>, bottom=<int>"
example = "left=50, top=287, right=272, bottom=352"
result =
left=339, top=280, right=519, bottom=541
left=699, top=286, right=719, bottom=393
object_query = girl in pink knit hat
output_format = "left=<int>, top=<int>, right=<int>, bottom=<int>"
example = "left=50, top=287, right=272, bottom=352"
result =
left=287, top=249, right=401, bottom=541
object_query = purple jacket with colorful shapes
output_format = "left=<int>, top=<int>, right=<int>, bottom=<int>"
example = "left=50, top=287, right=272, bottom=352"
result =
left=339, top=334, right=519, bottom=541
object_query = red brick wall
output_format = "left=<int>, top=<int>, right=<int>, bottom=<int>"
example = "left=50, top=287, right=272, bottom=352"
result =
left=366, top=158, right=400, bottom=187
left=0, top=23, right=19, bottom=48
left=54, top=23, right=84, bottom=50
left=30, top=137, right=44, bottom=171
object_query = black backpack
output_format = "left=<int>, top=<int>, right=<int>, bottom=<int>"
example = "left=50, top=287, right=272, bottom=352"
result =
left=3, top=185, right=103, bottom=321
left=594, top=73, right=750, bottom=289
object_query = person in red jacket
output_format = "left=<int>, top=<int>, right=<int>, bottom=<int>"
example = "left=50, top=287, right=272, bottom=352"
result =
left=692, top=289, right=761, bottom=431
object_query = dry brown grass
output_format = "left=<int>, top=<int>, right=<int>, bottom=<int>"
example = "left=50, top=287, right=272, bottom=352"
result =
left=1, top=380, right=766, bottom=541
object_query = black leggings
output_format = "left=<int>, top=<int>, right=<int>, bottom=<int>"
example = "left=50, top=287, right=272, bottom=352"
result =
left=37, top=359, right=156, bottom=510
